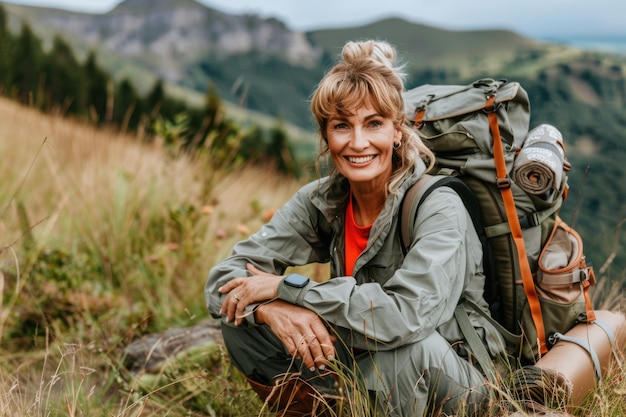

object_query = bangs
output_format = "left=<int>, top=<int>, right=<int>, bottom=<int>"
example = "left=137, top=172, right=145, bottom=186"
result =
left=311, top=64, right=405, bottom=139
left=330, top=76, right=395, bottom=118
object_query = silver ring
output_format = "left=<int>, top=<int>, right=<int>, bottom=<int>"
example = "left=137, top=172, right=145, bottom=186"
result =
left=233, top=293, right=240, bottom=302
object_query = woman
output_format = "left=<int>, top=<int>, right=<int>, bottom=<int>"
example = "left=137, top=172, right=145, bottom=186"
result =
left=205, top=40, right=505, bottom=416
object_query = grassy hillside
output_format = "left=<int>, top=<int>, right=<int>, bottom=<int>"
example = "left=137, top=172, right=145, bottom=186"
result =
left=0, top=96, right=304, bottom=415
left=308, top=17, right=541, bottom=77
left=2, top=0, right=624, bottom=274
left=1, top=95, right=626, bottom=416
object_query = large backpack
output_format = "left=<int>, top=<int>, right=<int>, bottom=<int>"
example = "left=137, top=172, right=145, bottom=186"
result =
left=401, top=78, right=597, bottom=365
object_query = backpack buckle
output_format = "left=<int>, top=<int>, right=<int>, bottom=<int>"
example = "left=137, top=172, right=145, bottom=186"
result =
left=483, top=99, right=502, bottom=114
left=413, top=109, right=425, bottom=129
left=519, top=212, right=540, bottom=229
left=413, top=95, right=435, bottom=128
left=496, top=176, right=511, bottom=190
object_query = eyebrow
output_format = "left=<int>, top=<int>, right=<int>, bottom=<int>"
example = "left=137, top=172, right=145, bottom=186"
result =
left=328, top=112, right=381, bottom=121
left=363, top=112, right=382, bottom=120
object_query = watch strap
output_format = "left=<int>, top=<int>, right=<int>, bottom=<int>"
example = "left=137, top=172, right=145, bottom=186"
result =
left=278, top=278, right=312, bottom=304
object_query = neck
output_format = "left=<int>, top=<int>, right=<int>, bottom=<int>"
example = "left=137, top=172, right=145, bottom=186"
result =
left=350, top=187, right=386, bottom=226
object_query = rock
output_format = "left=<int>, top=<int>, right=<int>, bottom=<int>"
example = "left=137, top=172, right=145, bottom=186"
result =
left=122, top=319, right=223, bottom=375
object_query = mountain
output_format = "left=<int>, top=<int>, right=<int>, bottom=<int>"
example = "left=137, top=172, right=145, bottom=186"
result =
left=2, top=1, right=624, bottom=122
left=308, top=17, right=538, bottom=75
left=2, top=0, right=320, bottom=88
left=1, top=0, right=549, bottom=128
left=1, top=0, right=626, bottom=272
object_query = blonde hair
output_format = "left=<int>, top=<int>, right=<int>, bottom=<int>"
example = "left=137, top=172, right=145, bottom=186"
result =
left=310, top=40, right=434, bottom=194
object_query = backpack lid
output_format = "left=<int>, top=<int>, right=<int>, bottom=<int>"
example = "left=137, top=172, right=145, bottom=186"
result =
left=404, top=79, right=523, bottom=122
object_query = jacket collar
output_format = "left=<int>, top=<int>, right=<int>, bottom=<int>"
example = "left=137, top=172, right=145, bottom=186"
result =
left=310, top=159, right=428, bottom=227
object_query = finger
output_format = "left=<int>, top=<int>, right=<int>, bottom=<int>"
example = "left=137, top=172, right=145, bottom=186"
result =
left=246, top=263, right=269, bottom=276
left=294, top=336, right=316, bottom=371
left=304, top=334, right=327, bottom=370
left=225, top=292, right=240, bottom=323
left=284, top=336, right=300, bottom=360
left=234, top=294, right=249, bottom=326
left=311, top=321, right=336, bottom=362
left=218, top=278, right=242, bottom=294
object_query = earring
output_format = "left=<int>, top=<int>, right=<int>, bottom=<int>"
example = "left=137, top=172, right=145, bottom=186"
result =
left=393, top=141, right=401, bottom=149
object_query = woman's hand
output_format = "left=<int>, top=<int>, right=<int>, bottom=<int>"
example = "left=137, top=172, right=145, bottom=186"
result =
left=256, top=300, right=336, bottom=372
left=218, top=263, right=282, bottom=325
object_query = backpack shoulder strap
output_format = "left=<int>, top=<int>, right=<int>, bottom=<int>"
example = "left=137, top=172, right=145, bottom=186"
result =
left=401, top=175, right=486, bottom=254
left=401, top=175, right=520, bottom=376
left=400, top=174, right=498, bottom=308
left=400, top=174, right=433, bottom=250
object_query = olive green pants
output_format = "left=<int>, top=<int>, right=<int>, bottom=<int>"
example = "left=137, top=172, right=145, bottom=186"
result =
left=221, top=322, right=489, bottom=416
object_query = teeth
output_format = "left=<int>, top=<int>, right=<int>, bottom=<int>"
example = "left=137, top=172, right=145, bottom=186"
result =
left=348, top=156, right=374, bottom=164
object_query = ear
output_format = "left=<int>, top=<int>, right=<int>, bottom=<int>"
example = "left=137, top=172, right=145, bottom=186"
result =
left=394, top=127, right=402, bottom=142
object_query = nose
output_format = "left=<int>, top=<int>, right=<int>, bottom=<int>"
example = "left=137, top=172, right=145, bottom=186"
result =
left=350, top=126, right=368, bottom=150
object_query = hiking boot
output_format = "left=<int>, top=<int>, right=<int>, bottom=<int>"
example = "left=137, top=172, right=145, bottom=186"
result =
left=246, top=373, right=341, bottom=417
left=506, top=365, right=572, bottom=411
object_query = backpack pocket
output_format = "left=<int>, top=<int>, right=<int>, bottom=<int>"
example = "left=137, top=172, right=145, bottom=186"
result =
left=536, top=217, right=595, bottom=301
left=518, top=217, right=596, bottom=362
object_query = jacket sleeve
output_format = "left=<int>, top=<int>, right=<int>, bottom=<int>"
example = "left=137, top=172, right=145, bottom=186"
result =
left=298, top=187, right=475, bottom=350
left=205, top=182, right=331, bottom=320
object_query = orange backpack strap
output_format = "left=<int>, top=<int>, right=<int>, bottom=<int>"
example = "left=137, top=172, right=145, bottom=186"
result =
left=413, top=108, right=426, bottom=128
left=486, top=95, right=549, bottom=356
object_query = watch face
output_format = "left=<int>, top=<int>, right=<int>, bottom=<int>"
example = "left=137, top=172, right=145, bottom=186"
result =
left=284, top=274, right=309, bottom=288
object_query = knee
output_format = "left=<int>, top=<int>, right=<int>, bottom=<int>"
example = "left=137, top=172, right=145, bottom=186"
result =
left=220, top=322, right=303, bottom=385
left=405, top=332, right=460, bottom=370
left=426, top=367, right=490, bottom=417
left=220, top=322, right=284, bottom=358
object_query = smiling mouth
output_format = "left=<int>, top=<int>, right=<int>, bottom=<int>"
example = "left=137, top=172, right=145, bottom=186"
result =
left=347, top=155, right=375, bottom=164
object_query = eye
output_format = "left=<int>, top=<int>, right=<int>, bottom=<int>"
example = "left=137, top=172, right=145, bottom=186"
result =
left=368, top=120, right=383, bottom=128
left=332, top=122, right=349, bottom=130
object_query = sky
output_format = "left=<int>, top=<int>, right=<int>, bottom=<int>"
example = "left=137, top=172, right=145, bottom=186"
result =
left=3, top=0, right=626, bottom=39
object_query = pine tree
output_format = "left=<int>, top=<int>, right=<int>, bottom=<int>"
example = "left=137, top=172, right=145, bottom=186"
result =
left=41, top=35, right=84, bottom=114
left=0, top=5, right=16, bottom=95
left=13, top=23, right=44, bottom=105
left=145, top=79, right=165, bottom=118
left=83, top=51, right=110, bottom=124
left=268, top=122, right=298, bottom=176
left=114, top=78, right=142, bottom=131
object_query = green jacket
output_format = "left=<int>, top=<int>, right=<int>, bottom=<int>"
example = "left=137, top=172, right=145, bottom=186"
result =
left=206, top=159, right=505, bottom=357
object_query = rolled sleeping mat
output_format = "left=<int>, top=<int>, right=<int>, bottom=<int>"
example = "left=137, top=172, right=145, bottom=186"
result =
left=533, top=310, right=626, bottom=408
left=513, top=124, right=567, bottom=203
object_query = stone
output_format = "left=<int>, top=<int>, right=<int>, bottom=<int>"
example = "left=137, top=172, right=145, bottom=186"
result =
left=122, top=319, right=223, bottom=375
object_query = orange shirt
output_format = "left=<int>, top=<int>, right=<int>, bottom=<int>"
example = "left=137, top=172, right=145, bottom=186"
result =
left=345, top=195, right=372, bottom=276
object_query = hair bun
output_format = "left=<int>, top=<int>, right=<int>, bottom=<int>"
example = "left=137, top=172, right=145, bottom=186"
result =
left=342, top=40, right=397, bottom=71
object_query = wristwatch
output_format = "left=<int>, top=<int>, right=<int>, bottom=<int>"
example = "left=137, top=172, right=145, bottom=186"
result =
left=283, top=273, right=310, bottom=288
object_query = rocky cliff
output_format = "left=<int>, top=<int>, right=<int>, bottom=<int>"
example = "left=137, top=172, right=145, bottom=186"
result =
left=3, top=0, right=322, bottom=83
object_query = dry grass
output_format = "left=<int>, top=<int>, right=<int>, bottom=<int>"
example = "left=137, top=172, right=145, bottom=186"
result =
left=0, top=96, right=302, bottom=415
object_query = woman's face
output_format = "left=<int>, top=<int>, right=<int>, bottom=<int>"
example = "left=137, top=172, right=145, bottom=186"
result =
left=326, top=102, right=401, bottom=190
